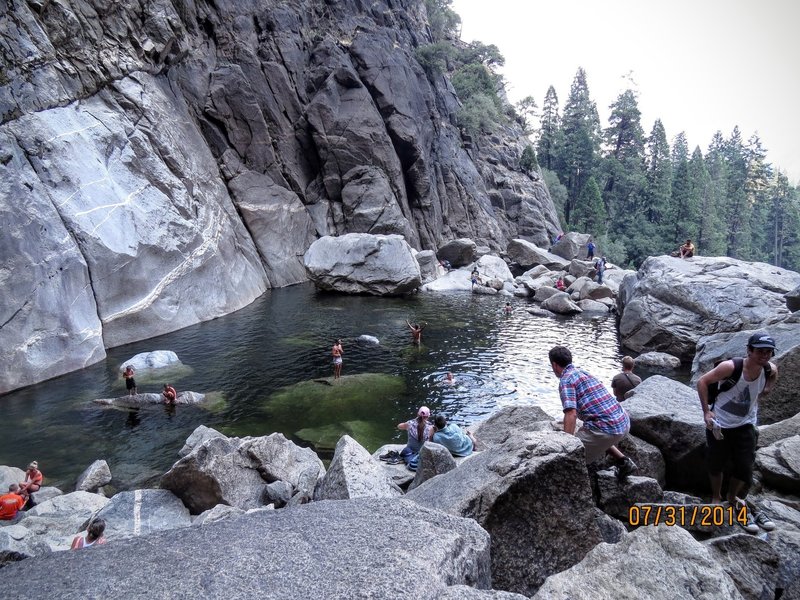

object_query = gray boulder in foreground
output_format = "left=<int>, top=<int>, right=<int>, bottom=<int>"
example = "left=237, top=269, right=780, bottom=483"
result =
left=303, top=233, right=421, bottom=296
left=314, top=435, right=402, bottom=500
left=407, top=431, right=602, bottom=596
left=93, top=489, right=192, bottom=540
left=0, top=499, right=492, bottom=599
left=532, top=525, right=744, bottom=599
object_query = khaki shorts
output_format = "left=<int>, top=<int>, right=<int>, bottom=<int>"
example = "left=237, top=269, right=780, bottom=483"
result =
left=576, top=423, right=629, bottom=464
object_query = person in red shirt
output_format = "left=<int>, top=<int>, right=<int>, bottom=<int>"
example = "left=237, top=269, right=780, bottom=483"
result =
left=0, top=484, right=26, bottom=520
left=18, top=461, right=43, bottom=500
left=162, top=384, right=177, bottom=405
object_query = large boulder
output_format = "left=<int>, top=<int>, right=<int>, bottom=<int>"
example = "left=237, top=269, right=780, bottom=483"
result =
left=691, top=318, right=800, bottom=424
left=119, top=351, right=181, bottom=371
left=0, top=466, right=25, bottom=492
left=437, top=239, right=479, bottom=268
left=469, top=406, right=556, bottom=448
left=758, top=413, right=800, bottom=448
left=415, top=250, right=442, bottom=284
left=408, top=443, right=458, bottom=491
left=16, top=491, right=110, bottom=551
left=314, top=435, right=402, bottom=500
left=0, top=524, right=53, bottom=566
left=74, top=460, right=112, bottom=493
left=506, top=239, right=570, bottom=271
left=623, top=376, right=708, bottom=491
left=541, top=292, right=582, bottom=315
left=94, top=489, right=192, bottom=540
left=532, top=525, right=744, bottom=599
left=0, top=499, right=492, bottom=598
left=705, top=534, right=780, bottom=600
left=421, top=267, right=474, bottom=292
left=474, top=254, right=514, bottom=282
left=304, top=233, right=421, bottom=296
left=340, top=165, right=415, bottom=240
left=787, top=285, right=800, bottom=312
left=549, top=232, right=592, bottom=260
left=407, top=431, right=603, bottom=596
left=755, top=435, right=800, bottom=494
left=619, top=256, right=800, bottom=358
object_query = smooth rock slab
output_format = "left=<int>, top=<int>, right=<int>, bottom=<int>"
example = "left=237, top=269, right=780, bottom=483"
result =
left=93, top=391, right=205, bottom=408
left=636, top=351, right=682, bottom=369
left=0, top=499, right=492, bottom=599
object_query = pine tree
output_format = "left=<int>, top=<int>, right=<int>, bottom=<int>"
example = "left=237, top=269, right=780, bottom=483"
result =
left=571, top=176, right=607, bottom=236
left=644, top=119, right=672, bottom=252
left=537, top=86, right=561, bottom=171
left=670, top=132, right=697, bottom=245
left=689, top=147, right=723, bottom=256
left=721, top=127, right=749, bottom=257
left=556, top=68, right=601, bottom=224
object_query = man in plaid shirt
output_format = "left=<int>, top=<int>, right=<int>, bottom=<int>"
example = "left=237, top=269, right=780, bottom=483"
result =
left=549, top=346, right=637, bottom=480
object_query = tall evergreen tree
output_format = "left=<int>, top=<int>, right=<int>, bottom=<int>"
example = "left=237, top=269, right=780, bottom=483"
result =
left=536, top=86, right=561, bottom=171
left=555, top=68, right=601, bottom=224
left=644, top=119, right=672, bottom=252
left=571, top=176, right=607, bottom=236
left=689, top=146, right=723, bottom=256
left=721, top=127, right=749, bottom=257
left=670, top=132, right=697, bottom=244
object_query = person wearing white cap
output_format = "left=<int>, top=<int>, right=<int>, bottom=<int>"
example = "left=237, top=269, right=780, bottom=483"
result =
left=697, top=332, right=779, bottom=533
left=397, top=406, right=433, bottom=469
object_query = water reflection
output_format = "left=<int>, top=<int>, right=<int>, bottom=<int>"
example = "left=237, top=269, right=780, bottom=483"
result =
left=0, top=283, right=687, bottom=490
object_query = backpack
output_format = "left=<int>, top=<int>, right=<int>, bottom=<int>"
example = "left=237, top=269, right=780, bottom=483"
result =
left=707, top=357, right=773, bottom=408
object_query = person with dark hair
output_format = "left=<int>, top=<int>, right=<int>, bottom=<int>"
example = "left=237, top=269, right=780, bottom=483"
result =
left=679, top=239, right=695, bottom=258
left=0, top=484, right=25, bottom=521
left=397, top=406, right=433, bottom=469
left=432, top=415, right=476, bottom=457
left=406, top=320, right=425, bottom=345
left=122, top=365, right=137, bottom=396
left=697, top=332, right=779, bottom=533
left=611, top=356, right=642, bottom=402
left=162, top=384, right=177, bottom=405
left=548, top=346, right=637, bottom=479
left=332, top=339, right=343, bottom=379
left=71, top=518, right=107, bottom=549
left=18, top=461, right=43, bottom=501
left=587, top=240, right=595, bottom=260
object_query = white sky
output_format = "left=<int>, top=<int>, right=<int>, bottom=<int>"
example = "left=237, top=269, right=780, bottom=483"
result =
left=451, top=0, right=800, bottom=184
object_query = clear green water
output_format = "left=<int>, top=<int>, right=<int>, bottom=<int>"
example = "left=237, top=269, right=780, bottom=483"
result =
left=0, top=283, right=676, bottom=490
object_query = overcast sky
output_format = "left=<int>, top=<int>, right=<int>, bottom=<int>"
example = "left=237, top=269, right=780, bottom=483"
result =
left=451, top=0, right=800, bottom=183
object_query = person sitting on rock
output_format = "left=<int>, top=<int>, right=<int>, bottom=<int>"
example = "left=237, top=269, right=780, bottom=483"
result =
left=122, top=365, right=137, bottom=396
left=555, top=277, right=566, bottom=291
left=470, top=267, right=481, bottom=289
left=679, top=239, right=695, bottom=259
left=162, top=384, right=177, bottom=405
left=0, top=484, right=26, bottom=521
left=71, top=518, right=108, bottom=549
left=18, top=461, right=43, bottom=501
left=397, top=406, right=433, bottom=470
left=431, top=415, right=476, bottom=457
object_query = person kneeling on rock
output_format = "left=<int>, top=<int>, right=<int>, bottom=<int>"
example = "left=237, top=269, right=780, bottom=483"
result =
left=162, top=384, right=177, bottom=405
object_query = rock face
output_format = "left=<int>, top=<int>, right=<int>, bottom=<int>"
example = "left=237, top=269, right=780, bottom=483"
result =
left=407, top=431, right=603, bottom=596
left=0, top=0, right=560, bottom=394
left=0, top=499, right=492, bottom=599
left=618, top=256, right=800, bottom=358
left=531, top=525, right=744, bottom=600
left=304, top=234, right=421, bottom=295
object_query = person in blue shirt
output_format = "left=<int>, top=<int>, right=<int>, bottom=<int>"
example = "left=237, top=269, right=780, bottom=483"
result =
left=431, top=415, right=477, bottom=457
left=587, top=240, right=595, bottom=260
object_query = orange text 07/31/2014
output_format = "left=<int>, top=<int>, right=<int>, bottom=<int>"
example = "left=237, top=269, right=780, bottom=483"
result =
left=628, top=503, right=748, bottom=528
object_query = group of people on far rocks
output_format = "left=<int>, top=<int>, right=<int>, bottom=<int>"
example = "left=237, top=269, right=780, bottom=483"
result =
left=0, top=459, right=108, bottom=548
left=122, top=365, right=177, bottom=405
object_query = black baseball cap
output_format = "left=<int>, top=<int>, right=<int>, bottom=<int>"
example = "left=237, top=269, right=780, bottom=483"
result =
left=748, top=333, right=776, bottom=350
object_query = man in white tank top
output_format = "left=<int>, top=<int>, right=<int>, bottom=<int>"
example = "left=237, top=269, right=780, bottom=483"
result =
left=697, top=333, right=778, bottom=530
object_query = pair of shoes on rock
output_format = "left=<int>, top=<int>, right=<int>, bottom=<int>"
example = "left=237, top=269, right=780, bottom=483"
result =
left=733, top=499, right=766, bottom=534
left=616, top=457, right=637, bottom=481
left=379, top=450, right=400, bottom=462
left=753, top=511, right=776, bottom=532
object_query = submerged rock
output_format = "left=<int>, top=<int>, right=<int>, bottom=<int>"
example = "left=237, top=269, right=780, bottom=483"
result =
left=93, top=391, right=205, bottom=408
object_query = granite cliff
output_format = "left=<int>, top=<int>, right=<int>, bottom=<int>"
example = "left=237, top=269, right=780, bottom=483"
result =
left=0, top=0, right=561, bottom=393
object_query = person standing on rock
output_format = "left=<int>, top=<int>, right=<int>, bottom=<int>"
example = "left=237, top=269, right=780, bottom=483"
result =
left=611, top=356, right=642, bottom=402
left=332, top=339, right=344, bottom=379
left=548, top=346, right=637, bottom=480
left=122, top=365, right=137, bottom=396
left=587, top=240, right=596, bottom=260
left=697, top=333, right=778, bottom=531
